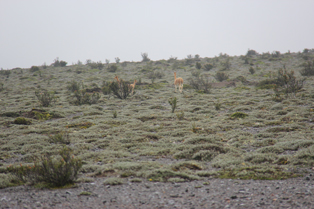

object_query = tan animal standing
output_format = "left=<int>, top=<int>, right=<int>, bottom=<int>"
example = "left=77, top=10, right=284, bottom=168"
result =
left=174, top=72, right=184, bottom=93
left=129, top=80, right=137, bottom=95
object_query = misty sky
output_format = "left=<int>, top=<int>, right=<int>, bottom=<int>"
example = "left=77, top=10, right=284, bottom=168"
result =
left=1, top=0, right=314, bottom=69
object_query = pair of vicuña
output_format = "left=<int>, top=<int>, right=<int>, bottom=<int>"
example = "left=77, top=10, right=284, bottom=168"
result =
left=114, top=72, right=184, bottom=94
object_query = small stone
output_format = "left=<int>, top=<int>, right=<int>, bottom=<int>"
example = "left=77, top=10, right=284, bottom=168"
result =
left=305, top=176, right=310, bottom=181
left=231, top=195, right=237, bottom=199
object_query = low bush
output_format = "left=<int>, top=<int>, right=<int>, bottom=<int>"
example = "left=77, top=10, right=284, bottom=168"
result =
left=300, top=60, right=314, bottom=76
left=67, top=80, right=84, bottom=92
left=7, top=147, right=82, bottom=187
left=109, top=79, right=131, bottom=99
left=52, top=57, right=67, bottom=67
left=215, top=72, right=229, bottom=82
left=188, top=75, right=212, bottom=94
left=30, top=66, right=40, bottom=72
left=108, top=64, right=118, bottom=72
left=203, top=63, right=214, bottom=71
left=35, top=90, right=56, bottom=107
left=72, top=90, right=100, bottom=105
left=168, top=97, right=177, bottom=113
left=141, top=53, right=150, bottom=62
left=196, top=62, right=202, bottom=70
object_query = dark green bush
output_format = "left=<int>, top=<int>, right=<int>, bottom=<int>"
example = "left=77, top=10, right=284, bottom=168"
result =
left=30, top=66, right=40, bottom=72
left=249, top=67, right=255, bottom=74
left=52, top=57, right=67, bottom=67
left=188, top=75, right=212, bottom=94
left=109, top=79, right=131, bottom=99
left=204, top=63, right=213, bottom=71
left=8, top=147, right=82, bottom=187
left=168, top=97, right=177, bottom=113
left=102, top=81, right=112, bottom=96
left=196, top=62, right=202, bottom=70
left=148, top=71, right=165, bottom=83
left=72, top=90, right=100, bottom=105
left=215, top=72, right=229, bottom=82
left=67, top=80, right=84, bottom=92
left=35, top=90, right=56, bottom=107
left=141, top=53, right=150, bottom=62
left=300, top=60, right=314, bottom=76
left=246, top=49, right=258, bottom=56
left=275, top=69, right=305, bottom=97
left=108, top=64, right=118, bottom=72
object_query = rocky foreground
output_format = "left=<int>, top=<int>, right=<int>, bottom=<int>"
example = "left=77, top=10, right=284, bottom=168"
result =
left=1, top=174, right=314, bottom=209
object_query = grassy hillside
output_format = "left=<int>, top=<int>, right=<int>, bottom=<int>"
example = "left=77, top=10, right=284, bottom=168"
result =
left=1, top=49, right=314, bottom=188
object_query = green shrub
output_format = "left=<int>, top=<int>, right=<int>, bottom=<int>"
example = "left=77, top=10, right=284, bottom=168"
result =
left=141, top=52, right=150, bottom=62
left=188, top=75, right=212, bottom=94
left=147, top=71, right=165, bottom=83
left=275, top=69, right=305, bottom=97
left=67, top=82, right=85, bottom=95
left=14, top=117, right=31, bottom=125
left=221, top=58, right=231, bottom=71
left=300, top=60, right=314, bottom=76
left=191, top=69, right=201, bottom=77
left=109, top=79, right=131, bottom=99
left=35, top=90, right=56, bottom=107
left=34, top=147, right=82, bottom=187
left=30, top=66, right=40, bottom=72
left=72, top=90, right=100, bottom=105
left=249, top=67, right=255, bottom=74
left=204, top=63, right=214, bottom=71
left=108, top=64, right=118, bottom=72
left=215, top=72, right=229, bottom=82
left=7, top=147, right=82, bottom=187
left=196, top=62, right=202, bottom=70
left=246, top=49, right=258, bottom=56
left=52, top=57, right=67, bottom=67
left=168, top=97, right=177, bottom=113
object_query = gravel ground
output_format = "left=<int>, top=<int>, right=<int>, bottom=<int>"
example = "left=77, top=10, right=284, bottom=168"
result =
left=1, top=175, right=314, bottom=209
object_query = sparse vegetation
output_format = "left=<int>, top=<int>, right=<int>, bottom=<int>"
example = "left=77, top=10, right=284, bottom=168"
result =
left=1, top=48, right=314, bottom=191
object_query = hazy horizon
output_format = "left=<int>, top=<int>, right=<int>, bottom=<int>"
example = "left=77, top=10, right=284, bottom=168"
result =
left=1, top=0, right=314, bottom=69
